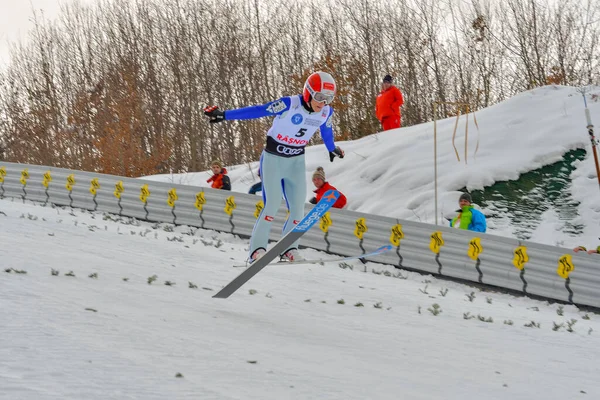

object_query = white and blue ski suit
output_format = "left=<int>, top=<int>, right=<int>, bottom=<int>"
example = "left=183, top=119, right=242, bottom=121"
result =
left=224, top=95, right=338, bottom=258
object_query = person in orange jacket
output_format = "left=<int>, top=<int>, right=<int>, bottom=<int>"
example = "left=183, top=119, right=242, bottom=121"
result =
left=375, top=74, right=404, bottom=131
left=207, top=160, right=231, bottom=190
left=308, top=167, right=347, bottom=209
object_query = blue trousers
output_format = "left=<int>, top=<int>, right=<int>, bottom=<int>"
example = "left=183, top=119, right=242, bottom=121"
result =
left=249, top=151, right=307, bottom=257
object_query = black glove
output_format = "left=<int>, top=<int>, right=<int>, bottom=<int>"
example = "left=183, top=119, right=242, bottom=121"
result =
left=309, top=197, right=317, bottom=204
left=204, top=105, right=225, bottom=123
left=329, top=146, right=345, bottom=162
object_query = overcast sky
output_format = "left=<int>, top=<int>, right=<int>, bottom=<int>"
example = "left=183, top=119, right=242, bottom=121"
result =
left=0, top=0, right=96, bottom=68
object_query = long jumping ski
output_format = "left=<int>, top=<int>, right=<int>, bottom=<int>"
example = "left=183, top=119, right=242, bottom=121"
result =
left=232, top=244, right=394, bottom=268
left=213, top=190, right=340, bottom=299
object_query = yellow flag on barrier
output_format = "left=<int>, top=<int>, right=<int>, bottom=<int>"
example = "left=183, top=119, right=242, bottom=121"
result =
left=90, top=178, right=100, bottom=195
left=167, top=188, right=178, bottom=207
left=320, top=212, right=332, bottom=233
left=467, top=237, right=483, bottom=260
left=195, top=191, right=206, bottom=211
left=512, top=246, right=529, bottom=270
left=254, top=200, right=264, bottom=219
left=224, top=196, right=236, bottom=216
left=114, top=181, right=124, bottom=199
left=354, top=217, right=367, bottom=239
left=390, top=224, right=404, bottom=246
left=42, top=171, right=52, bottom=188
left=140, top=184, right=150, bottom=203
left=557, top=254, right=575, bottom=279
left=66, top=174, right=76, bottom=192
left=20, top=169, right=29, bottom=185
left=429, top=231, right=444, bottom=254
left=0, top=166, right=6, bottom=183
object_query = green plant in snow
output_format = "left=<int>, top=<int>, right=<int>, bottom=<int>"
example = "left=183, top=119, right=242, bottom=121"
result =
left=65, top=271, right=76, bottom=277
left=552, top=322, right=564, bottom=331
left=147, top=274, right=158, bottom=284
left=486, top=297, right=493, bottom=304
left=566, top=319, right=577, bottom=333
left=164, top=281, right=175, bottom=286
left=354, top=302, right=364, bottom=307
left=122, top=277, right=129, bottom=282
left=439, top=288, right=448, bottom=297
left=582, top=314, right=591, bottom=320
left=504, top=320, right=514, bottom=326
left=428, top=303, right=441, bottom=316
left=51, top=269, right=59, bottom=276
left=466, top=292, right=476, bottom=302
left=477, top=315, right=493, bottom=323
left=88, top=273, right=98, bottom=279
left=524, top=321, right=540, bottom=328
left=419, top=285, right=429, bottom=295
left=189, top=282, right=198, bottom=289
left=338, top=262, right=352, bottom=270
left=248, top=289, right=257, bottom=295
left=337, top=299, right=345, bottom=305
left=463, top=312, right=475, bottom=320
left=373, top=302, right=383, bottom=309
left=557, top=305, right=564, bottom=316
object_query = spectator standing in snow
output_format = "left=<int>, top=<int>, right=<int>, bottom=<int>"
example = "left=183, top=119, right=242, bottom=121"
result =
left=375, top=74, right=404, bottom=131
left=203, top=71, right=345, bottom=263
left=206, top=160, right=231, bottom=191
left=449, top=193, right=486, bottom=232
left=309, top=167, right=347, bottom=209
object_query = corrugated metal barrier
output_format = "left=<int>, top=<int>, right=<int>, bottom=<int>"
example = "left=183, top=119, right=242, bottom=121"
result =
left=1, top=161, right=598, bottom=308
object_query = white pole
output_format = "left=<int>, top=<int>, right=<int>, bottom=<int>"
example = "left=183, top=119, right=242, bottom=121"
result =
left=434, top=102, right=438, bottom=225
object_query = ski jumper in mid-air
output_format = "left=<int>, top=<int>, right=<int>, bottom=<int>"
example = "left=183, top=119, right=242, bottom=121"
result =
left=204, top=71, right=345, bottom=262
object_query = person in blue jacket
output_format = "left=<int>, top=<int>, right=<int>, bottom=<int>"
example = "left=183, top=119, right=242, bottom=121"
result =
left=449, top=193, right=486, bottom=232
left=248, top=169, right=262, bottom=195
left=204, top=71, right=345, bottom=262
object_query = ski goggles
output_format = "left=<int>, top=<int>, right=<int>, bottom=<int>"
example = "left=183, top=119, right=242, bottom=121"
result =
left=313, top=92, right=335, bottom=104
left=306, top=84, right=335, bottom=104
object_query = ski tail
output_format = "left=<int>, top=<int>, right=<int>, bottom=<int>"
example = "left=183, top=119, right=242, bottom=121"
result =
left=213, top=190, right=340, bottom=299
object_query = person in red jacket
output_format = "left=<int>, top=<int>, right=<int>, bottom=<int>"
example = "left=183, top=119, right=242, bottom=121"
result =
left=207, top=160, right=231, bottom=190
left=308, top=167, right=347, bottom=209
left=375, top=74, right=404, bottom=131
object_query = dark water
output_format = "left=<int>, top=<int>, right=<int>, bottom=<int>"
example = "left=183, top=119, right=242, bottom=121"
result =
left=465, top=149, right=586, bottom=240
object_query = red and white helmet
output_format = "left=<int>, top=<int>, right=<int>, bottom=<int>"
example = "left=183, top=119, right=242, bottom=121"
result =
left=303, top=71, right=336, bottom=105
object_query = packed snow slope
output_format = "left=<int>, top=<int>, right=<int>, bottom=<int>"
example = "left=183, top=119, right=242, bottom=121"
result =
left=2, top=197, right=600, bottom=400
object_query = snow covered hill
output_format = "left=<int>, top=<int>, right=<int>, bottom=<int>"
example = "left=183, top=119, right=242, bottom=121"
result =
left=146, top=85, right=600, bottom=249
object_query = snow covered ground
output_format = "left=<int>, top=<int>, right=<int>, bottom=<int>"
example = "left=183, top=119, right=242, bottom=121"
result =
left=146, top=85, right=600, bottom=250
left=2, top=84, right=600, bottom=399
left=2, top=196, right=600, bottom=400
